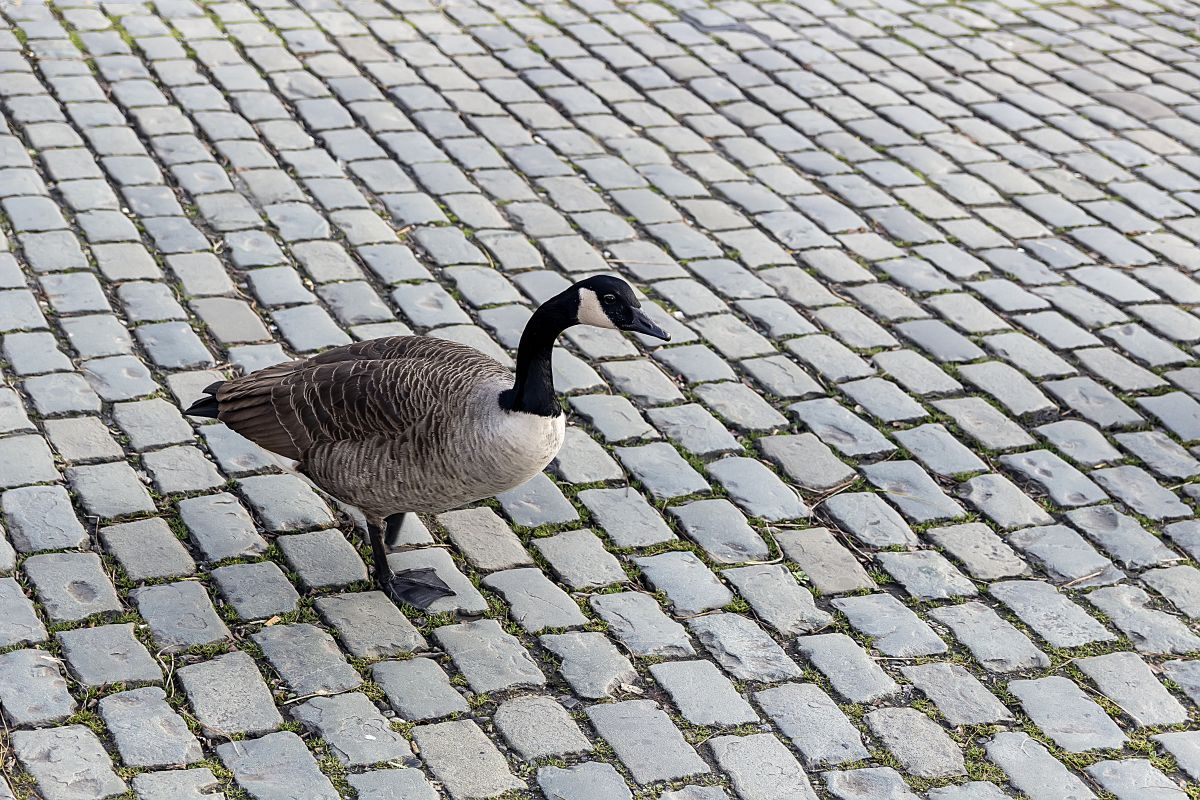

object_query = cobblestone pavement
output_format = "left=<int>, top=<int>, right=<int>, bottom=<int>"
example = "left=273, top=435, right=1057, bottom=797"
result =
left=7, top=0, right=1200, bottom=797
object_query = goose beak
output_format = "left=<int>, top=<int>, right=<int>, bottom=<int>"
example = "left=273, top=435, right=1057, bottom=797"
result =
left=623, top=308, right=671, bottom=341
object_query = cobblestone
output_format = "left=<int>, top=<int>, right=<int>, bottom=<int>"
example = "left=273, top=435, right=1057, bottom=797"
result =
left=2, top=0, right=1200, bottom=794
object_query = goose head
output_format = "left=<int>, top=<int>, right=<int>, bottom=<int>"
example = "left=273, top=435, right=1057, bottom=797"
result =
left=568, top=275, right=671, bottom=341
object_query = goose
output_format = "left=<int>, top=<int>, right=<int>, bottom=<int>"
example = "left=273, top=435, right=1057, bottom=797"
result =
left=186, top=275, right=669, bottom=607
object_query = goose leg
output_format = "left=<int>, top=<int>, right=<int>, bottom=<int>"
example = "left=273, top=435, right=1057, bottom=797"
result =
left=383, top=512, right=407, bottom=550
left=368, top=516, right=454, bottom=609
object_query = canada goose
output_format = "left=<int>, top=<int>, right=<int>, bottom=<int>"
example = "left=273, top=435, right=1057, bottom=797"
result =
left=186, top=275, right=669, bottom=607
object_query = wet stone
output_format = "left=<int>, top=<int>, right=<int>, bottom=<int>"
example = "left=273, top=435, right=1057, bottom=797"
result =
left=588, top=594, right=696, bottom=657
left=832, top=593, right=947, bottom=657
left=494, top=695, right=591, bottom=761
left=99, top=686, right=202, bottom=768
left=177, top=651, right=283, bottom=737
left=865, top=708, right=965, bottom=778
left=435, top=619, right=545, bottom=693
left=796, top=633, right=899, bottom=702
left=57, top=623, right=160, bottom=688
left=901, top=663, right=1013, bottom=725
left=929, top=602, right=1049, bottom=673
left=292, top=692, right=412, bottom=766
left=587, top=700, right=710, bottom=785
left=1009, top=676, right=1126, bottom=753
left=989, top=581, right=1117, bottom=648
left=690, top=613, right=803, bottom=682
left=756, top=683, right=870, bottom=768
left=540, top=630, right=641, bottom=699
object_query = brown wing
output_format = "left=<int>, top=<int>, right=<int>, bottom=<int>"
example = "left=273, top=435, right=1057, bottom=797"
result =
left=213, top=336, right=510, bottom=461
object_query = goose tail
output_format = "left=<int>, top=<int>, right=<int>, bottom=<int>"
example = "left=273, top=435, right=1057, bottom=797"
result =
left=184, top=381, right=225, bottom=419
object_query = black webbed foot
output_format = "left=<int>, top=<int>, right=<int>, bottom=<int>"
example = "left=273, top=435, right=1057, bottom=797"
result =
left=384, top=567, right=454, bottom=609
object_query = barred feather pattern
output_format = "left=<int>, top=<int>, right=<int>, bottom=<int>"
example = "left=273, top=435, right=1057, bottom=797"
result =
left=212, top=337, right=565, bottom=519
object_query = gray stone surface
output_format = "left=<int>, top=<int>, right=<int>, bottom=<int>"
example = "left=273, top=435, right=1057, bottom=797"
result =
left=177, top=651, right=283, bottom=737
left=12, top=725, right=127, bottom=800
left=412, top=720, right=523, bottom=799
left=493, top=694, right=591, bottom=760
left=1009, top=676, right=1127, bottom=752
left=435, top=619, right=545, bottom=693
left=0, top=648, right=76, bottom=727
left=99, top=686, right=202, bottom=768
left=537, top=763, right=632, bottom=800
left=587, top=700, right=710, bottom=784
left=4, top=1, right=1200, bottom=792
left=756, top=682, right=869, bottom=768
left=291, top=692, right=413, bottom=766
left=709, top=733, right=818, bottom=800
left=540, top=630, right=641, bottom=699
left=217, top=732, right=339, bottom=800
left=373, top=658, right=468, bottom=721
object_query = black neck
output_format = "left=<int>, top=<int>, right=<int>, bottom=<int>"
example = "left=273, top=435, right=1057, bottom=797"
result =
left=499, top=295, right=574, bottom=416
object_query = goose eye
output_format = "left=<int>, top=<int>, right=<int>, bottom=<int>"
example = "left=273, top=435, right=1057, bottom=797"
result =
left=603, top=293, right=617, bottom=303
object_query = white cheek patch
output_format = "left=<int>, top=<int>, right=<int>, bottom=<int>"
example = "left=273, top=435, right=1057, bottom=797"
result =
left=576, top=288, right=616, bottom=328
